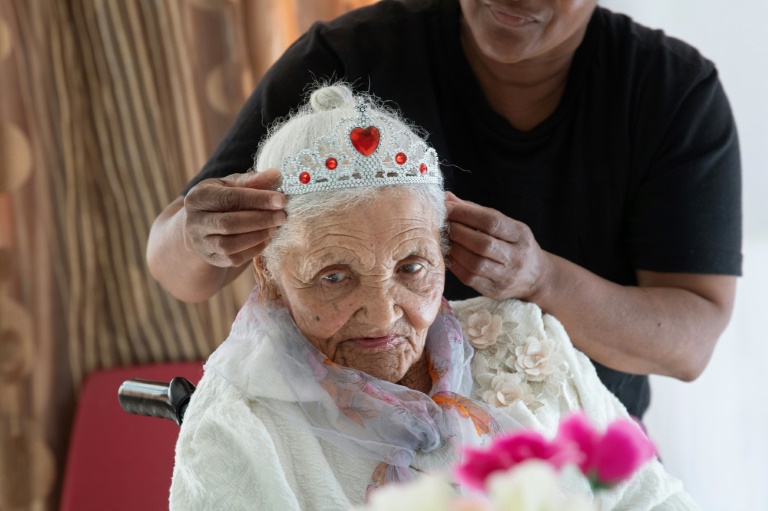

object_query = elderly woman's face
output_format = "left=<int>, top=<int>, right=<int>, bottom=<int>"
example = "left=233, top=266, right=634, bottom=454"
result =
left=272, top=188, right=445, bottom=384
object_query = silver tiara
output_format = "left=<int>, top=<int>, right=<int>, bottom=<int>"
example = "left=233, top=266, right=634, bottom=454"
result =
left=277, top=98, right=442, bottom=196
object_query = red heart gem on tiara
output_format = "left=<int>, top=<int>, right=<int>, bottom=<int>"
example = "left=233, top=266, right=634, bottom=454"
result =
left=350, top=126, right=380, bottom=157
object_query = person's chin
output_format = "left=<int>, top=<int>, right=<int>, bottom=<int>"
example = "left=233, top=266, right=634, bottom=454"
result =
left=346, top=354, right=406, bottom=383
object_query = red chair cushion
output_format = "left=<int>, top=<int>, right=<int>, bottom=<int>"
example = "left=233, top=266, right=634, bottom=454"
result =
left=61, top=362, right=203, bottom=511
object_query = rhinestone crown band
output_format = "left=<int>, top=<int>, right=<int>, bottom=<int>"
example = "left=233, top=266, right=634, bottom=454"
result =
left=277, top=99, right=441, bottom=196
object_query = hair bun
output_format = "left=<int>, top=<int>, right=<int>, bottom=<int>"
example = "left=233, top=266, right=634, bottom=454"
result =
left=309, top=85, right=355, bottom=112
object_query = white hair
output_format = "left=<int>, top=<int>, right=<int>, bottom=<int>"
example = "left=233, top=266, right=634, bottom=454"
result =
left=252, top=84, right=448, bottom=276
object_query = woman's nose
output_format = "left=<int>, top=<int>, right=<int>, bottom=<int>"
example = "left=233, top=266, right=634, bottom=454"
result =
left=354, top=283, right=403, bottom=328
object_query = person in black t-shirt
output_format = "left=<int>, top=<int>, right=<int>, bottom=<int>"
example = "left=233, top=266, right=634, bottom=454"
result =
left=146, top=0, right=741, bottom=419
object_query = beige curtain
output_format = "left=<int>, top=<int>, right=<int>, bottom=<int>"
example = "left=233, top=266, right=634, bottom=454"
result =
left=0, top=0, right=375, bottom=509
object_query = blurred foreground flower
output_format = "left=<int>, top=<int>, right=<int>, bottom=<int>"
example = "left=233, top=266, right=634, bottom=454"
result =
left=360, top=461, right=595, bottom=511
left=487, top=460, right=595, bottom=511
left=362, top=474, right=453, bottom=511
left=360, top=412, right=655, bottom=510
left=456, top=430, right=575, bottom=491
left=556, top=413, right=656, bottom=489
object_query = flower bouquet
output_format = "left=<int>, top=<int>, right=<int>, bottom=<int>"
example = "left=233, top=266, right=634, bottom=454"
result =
left=360, top=412, right=656, bottom=511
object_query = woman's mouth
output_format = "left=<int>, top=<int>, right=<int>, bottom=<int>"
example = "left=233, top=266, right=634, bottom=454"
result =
left=487, top=4, right=537, bottom=28
left=350, top=335, right=403, bottom=351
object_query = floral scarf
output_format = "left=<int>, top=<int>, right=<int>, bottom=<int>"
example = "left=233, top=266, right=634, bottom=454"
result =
left=206, top=288, right=521, bottom=498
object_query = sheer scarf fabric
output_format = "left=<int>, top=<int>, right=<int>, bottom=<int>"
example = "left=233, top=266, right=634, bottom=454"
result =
left=206, top=289, right=521, bottom=495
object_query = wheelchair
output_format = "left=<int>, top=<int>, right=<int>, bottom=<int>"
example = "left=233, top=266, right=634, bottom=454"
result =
left=118, top=376, right=197, bottom=425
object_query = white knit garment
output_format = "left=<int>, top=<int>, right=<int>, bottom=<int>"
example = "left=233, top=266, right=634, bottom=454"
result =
left=170, top=297, right=699, bottom=510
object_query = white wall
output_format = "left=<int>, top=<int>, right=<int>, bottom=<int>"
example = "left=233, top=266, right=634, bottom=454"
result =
left=599, top=1, right=768, bottom=509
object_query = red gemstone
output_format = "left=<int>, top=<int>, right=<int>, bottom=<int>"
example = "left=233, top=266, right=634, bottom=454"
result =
left=349, top=126, right=380, bottom=156
left=299, top=171, right=311, bottom=184
left=419, top=163, right=428, bottom=175
left=395, top=152, right=407, bottom=165
left=325, top=157, right=338, bottom=170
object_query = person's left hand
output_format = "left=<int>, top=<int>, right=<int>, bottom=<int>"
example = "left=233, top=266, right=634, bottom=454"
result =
left=445, top=192, right=551, bottom=302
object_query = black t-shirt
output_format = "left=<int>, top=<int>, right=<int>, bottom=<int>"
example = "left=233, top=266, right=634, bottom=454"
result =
left=183, top=0, right=742, bottom=419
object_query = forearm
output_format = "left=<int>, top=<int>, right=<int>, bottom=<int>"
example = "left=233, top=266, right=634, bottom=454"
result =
left=147, top=199, right=245, bottom=303
left=532, top=253, right=735, bottom=381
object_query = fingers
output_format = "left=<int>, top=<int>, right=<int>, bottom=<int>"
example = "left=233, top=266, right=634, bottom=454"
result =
left=445, top=192, right=546, bottom=301
left=198, top=210, right=287, bottom=235
left=445, top=191, right=462, bottom=204
left=183, top=170, right=289, bottom=267
left=447, top=199, right=525, bottom=243
left=222, top=168, right=282, bottom=190
left=444, top=192, right=461, bottom=217
left=449, top=222, right=509, bottom=264
left=204, top=233, right=272, bottom=267
left=188, top=184, right=285, bottom=213
left=447, top=256, right=499, bottom=299
left=187, top=171, right=286, bottom=213
left=239, top=168, right=282, bottom=188
left=449, top=242, right=506, bottom=280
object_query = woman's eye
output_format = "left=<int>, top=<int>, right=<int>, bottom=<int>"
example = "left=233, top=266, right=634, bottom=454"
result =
left=321, top=272, right=348, bottom=284
left=398, top=262, right=424, bottom=275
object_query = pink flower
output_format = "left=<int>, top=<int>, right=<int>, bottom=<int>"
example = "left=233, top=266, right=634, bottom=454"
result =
left=455, top=447, right=510, bottom=491
left=455, top=430, right=577, bottom=491
left=592, top=420, right=657, bottom=484
left=557, top=412, right=656, bottom=487
left=454, top=413, right=655, bottom=494
left=555, top=413, right=598, bottom=473
left=493, top=431, right=575, bottom=470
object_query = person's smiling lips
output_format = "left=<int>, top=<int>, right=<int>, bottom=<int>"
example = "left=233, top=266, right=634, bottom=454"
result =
left=485, top=1, right=539, bottom=28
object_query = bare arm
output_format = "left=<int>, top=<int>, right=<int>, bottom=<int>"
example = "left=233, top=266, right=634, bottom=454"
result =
left=446, top=193, right=736, bottom=381
left=147, top=170, right=285, bottom=303
left=531, top=256, right=735, bottom=381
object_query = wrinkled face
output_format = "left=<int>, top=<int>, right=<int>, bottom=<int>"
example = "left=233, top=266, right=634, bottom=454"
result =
left=459, top=0, right=597, bottom=64
left=271, top=188, right=445, bottom=383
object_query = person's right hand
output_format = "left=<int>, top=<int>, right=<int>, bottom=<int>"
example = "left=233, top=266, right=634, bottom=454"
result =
left=183, top=168, right=286, bottom=267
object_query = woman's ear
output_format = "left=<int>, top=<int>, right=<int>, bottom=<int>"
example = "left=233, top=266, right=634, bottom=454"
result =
left=252, top=257, right=281, bottom=303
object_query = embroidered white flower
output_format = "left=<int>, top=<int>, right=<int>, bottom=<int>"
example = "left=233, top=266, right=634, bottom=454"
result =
left=461, top=309, right=503, bottom=349
left=482, top=372, right=534, bottom=408
left=512, top=336, right=564, bottom=382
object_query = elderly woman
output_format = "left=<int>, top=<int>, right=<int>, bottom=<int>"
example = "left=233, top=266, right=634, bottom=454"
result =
left=170, top=85, right=697, bottom=511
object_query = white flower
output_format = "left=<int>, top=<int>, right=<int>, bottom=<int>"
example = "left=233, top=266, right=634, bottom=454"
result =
left=513, top=336, right=564, bottom=383
left=482, top=372, right=534, bottom=408
left=360, top=474, right=454, bottom=511
left=461, top=309, right=503, bottom=349
left=487, top=460, right=597, bottom=511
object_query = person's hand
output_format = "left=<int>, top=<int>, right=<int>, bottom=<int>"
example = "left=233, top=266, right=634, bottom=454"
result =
left=184, top=169, right=286, bottom=267
left=445, top=192, right=551, bottom=302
